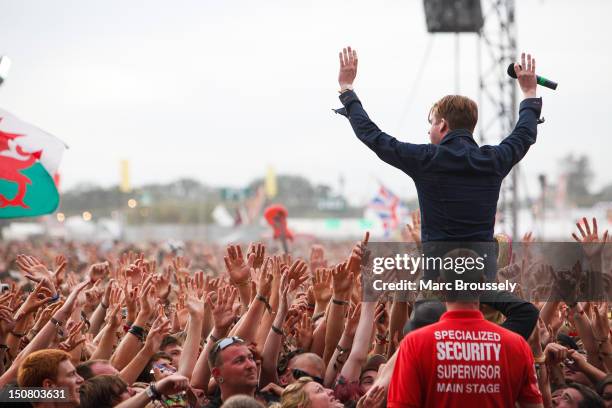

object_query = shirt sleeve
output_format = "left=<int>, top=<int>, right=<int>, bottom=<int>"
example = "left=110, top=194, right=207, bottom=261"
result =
left=387, top=337, right=423, bottom=408
left=491, top=97, right=542, bottom=176
left=336, top=90, right=431, bottom=178
left=517, top=340, right=544, bottom=404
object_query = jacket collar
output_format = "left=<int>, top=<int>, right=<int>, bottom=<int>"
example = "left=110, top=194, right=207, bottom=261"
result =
left=439, top=129, right=477, bottom=146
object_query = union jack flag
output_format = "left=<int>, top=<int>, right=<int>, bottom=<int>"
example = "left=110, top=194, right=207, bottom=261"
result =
left=368, top=184, right=408, bottom=237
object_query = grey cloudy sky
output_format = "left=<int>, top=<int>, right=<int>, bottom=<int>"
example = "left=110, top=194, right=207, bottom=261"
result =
left=0, top=0, right=611, bottom=205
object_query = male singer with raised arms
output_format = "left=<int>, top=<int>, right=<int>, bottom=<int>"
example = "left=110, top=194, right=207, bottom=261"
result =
left=335, top=47, right=542, bottom=254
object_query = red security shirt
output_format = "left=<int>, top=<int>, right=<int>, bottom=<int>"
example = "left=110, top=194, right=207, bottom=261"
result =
left=388, top=310, right=542, bottom=408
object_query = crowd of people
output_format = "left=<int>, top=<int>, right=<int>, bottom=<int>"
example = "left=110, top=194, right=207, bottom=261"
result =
left=0, top=213, right=610, bottom=408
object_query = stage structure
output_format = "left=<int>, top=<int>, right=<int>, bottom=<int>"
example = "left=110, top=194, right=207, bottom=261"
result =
left=423, top=0, right=519, bottom=239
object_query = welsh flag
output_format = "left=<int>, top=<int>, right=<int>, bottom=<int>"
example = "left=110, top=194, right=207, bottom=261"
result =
left=0, top=108, right=67, bottom=218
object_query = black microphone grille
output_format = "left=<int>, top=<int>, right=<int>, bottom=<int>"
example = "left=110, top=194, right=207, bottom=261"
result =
left=507, top=63, right=517, bottom=79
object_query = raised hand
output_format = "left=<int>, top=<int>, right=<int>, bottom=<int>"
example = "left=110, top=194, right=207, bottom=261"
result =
left=286, top=260, right=309, bottom=290
left=53, top=255, right=68, bottom=287
left=247, top=243, right=266, bottom=270
left=172, top=256, right=191, bottom=280
left=89, top=261, right=110, bottom=282
left=544, top=342, right=568, bottom=366
left=312, top=268, right=332, bottom=306
left=375, top=302, right=389, bottom=336
left=207, top=285, right=238, bottom=332
left=257, top=258, right=274, bottom=299
left=309, top=245, right=327, bottom=273
left=137, top=276, right=157, bottom=323
left=125, top=262, right=145, bottom=286
left=344, top=302, right=362, bottom=338
left=15, top=280, right=53, bottom=319
left=54, top=279, right=92, bottom=323
left=122, top=280, right=138, bottom=323
left=402, top=210, right=421, bottom=245
left=497, top=255, right=522, bottom=282
left=193, top=270, right=207, bottom=298
left=16, top=255, right=54, bottom=286
left=566, top=348, right=593, bottom=374
left=0, top=302, right=15, bottom=338
left=572, top=217, right=609, bottom=259
left=224, top=245, right=252, bottom=285
left=101, top=279, right=115, bottom=307
left=144, top=310, right=172, bottom=353
left=143, top=259, right=157, bottom=275
left=0, top=289, right=15, bottom=308
left=186, top=277, right=206, bottom=320
left=84, top=279, right=104, bottom=306
left=338, top=46, right=358, bottom=88
left=332, top=262, right=353, bottom=298
left=295, top=312, right=313, bottom=350
left=592, top=302, right=610, bottom=343
left=155, top=266, right=172, bottom=301
left=104, top=302, right=123, bottom=331
left=277, top=271, right=292, bottom=315
left=204, top=277, right=222, bottom=296
left=155, top=374, right=190, bottom=396
left=347, top=231, right=370, bottom=276
left=514, top=52, right=537, bottom=98
left=58, top=321, right=86, bottom=352
left=31, top=301, right=63, bottom=334
left=0, top=292, right=15, bottom=336
left=551, top=262, right=581, bottom=303
left=357, top=385, right=386, bottom=408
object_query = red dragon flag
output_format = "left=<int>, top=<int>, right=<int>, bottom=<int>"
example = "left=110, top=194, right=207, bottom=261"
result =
left=0, top=108, right=66, bottom=218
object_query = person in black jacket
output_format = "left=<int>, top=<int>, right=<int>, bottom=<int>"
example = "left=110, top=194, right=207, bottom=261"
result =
left=335, top=47, right=542, bottom=245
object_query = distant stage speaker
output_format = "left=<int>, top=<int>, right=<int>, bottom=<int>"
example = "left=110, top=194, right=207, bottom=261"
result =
left=423, top=0, right=484, bottom=33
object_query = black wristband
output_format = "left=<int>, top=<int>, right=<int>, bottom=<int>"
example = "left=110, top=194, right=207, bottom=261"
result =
left=312, top=312, right=325, bottom=322
left=50, top=317, right=63, bottom=327
left=128, top=325, right=146, bottom=341
left=332, top=298, right=349, bottom=306
left=148, top=382, right=162, bottom=400
left=128, top=329, right=143, bottom=341
left=256, top=294, right=272, bottom=312
left=271, top=325, right=284, bottom=336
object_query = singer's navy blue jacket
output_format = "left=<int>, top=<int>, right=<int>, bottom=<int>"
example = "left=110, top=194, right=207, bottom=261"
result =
left=336, top=90, right=542, bottom=242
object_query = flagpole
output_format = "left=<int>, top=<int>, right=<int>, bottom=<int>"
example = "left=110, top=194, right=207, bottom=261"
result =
left=0, top=56, right=10, bottom=87
left=0, top=57, right=9, bottom=237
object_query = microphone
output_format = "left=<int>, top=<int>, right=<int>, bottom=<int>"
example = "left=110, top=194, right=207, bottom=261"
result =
left=507, top=63, right=558, bottom=90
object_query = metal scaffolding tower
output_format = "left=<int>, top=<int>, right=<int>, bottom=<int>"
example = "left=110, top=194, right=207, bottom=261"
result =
left=477, top=0, right=519, bottom=239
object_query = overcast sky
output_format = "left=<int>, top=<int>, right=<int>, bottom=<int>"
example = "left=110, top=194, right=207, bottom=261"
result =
left=1, top=0, right=611, bottom=205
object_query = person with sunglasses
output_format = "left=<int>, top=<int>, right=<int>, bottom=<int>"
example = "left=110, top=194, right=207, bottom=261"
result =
left=279, top=352, right=326, bottom=387
left=204, top=337, right=258, bottom=408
